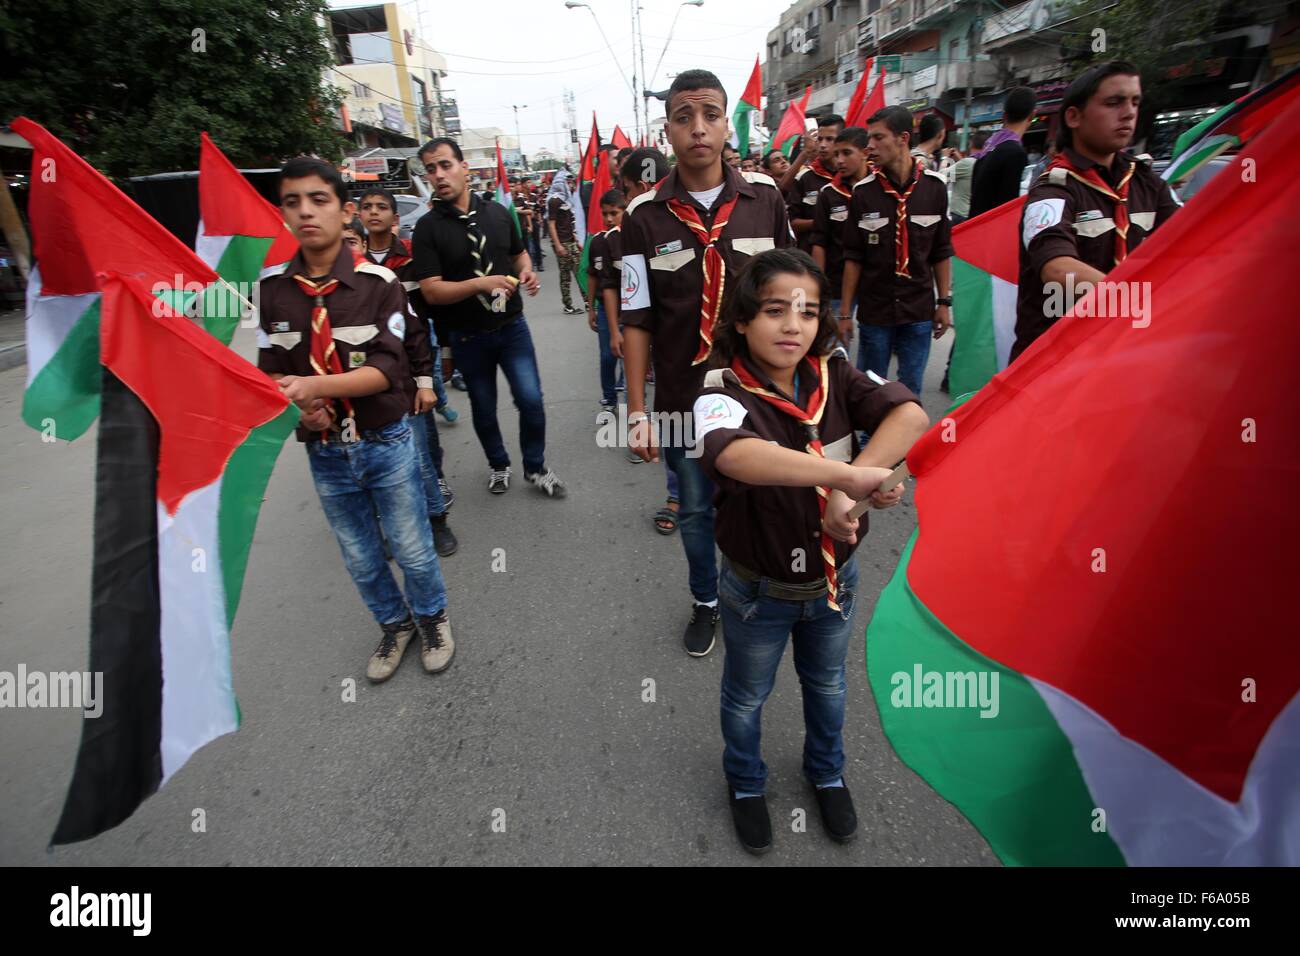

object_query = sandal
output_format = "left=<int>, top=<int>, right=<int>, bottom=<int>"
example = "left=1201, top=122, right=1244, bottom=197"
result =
left=654, top=500, right=680, bottom=535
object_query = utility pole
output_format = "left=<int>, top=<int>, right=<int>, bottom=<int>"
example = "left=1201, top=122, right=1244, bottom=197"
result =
left=512, top=104, right=528, bottom=171
left=963, top=0, right=984, bottom=153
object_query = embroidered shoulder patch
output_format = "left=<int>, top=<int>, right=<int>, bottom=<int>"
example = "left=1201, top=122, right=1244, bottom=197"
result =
left=692, top=393, right=748, bottom=440
left=1022, top=198, right=1066, bottom=248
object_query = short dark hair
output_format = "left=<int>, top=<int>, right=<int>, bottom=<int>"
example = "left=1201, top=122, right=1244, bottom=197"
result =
left=278, top=156, right=348, bottom=206
left=620, top=147, right=670, bottom=188
left=1057, top=60, right=1140, bottom=149
left=867, top=105, right=914, bottom=141
left=358, top=187, right=398, bottom=209
left=419, top=137, right=464, bottom=162
left=666, top=69, right=727, bottom=114
left=917, top=113, right=945, bottom=144
left=710, top=248, right=839, bottom=367
left=818, top=113, right=845, bottom=131
left=722, top=143, right=738, bottom=156
left=344, top=216, right=365, bottom=235
left=1004, top=86, right=1036, bottom=124
left=599, top=188, right=627, bottom=208
left=616, top=147, right=634, bottom=165
left=835, top=126, right=870, bottom=150
left=761, top=150, right=785, bottom=170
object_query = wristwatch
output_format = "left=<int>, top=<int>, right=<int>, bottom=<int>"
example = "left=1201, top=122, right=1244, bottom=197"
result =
left=936, top=296, right=953, bottom=307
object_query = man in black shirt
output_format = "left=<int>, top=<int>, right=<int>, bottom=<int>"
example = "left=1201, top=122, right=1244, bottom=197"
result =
left=411, top=138, right=567, bottom=498
left=969, top=86, right=1036, bottom=218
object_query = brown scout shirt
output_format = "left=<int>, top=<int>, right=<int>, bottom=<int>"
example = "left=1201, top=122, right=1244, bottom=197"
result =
left=841, top=161, right=954, bottom=327
left=364, top=237, right=435, bottom=399
left=1013, top=148, right=1181, bottom=361
left=786, top=160, right=834, bottom=252
left=547, top=195, right=577, bottom=244
left=695, top=353, right=919, bottom=583
left=257, top=245, right=414, bottom=442
left=809, top=175, right=855, bottom=292
left=593, top=226, right=623, bottom=295
left=619, top=163, right=792, bottom=421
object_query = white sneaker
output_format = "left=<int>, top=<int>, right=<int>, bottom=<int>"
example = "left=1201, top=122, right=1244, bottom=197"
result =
left=488, top=467, right=511, bottom=494
left=524, top=468, right=567, bottom=498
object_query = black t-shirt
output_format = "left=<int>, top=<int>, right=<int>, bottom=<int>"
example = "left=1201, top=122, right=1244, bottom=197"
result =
left=410, top=192, right=526, bottom=333
left=969, top=139, right=1028, bottom=218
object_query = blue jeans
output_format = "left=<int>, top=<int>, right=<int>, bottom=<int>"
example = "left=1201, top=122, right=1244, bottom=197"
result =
left=408, top=411, right=447, bottom=515
left=594, top=303, right=617, bottom=406
left=718, top=557, right=859, bottom=793
left=858, top=320, right=932, bottom=395
left=306, top=417, right=448, bottom=625
left=449, top=316, right=547, bottom=474
left=661, top=444, right=717, bottom=604
left=665, top=460, right=679, bottom=502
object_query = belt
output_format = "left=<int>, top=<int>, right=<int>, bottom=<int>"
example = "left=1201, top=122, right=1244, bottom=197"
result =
left=726, top=558, right=829, bottom=602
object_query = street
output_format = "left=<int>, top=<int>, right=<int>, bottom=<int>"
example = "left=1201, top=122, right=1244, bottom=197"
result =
left=0, top=275, right=996, bottom=866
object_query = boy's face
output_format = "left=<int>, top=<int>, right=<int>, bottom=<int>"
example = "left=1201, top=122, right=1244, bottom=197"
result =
left=358, top=194, right=396, bottom=236
left=342, top=229, right=364, bottom=251
left=816, top=124, right=843, bottom=162
left=600, top=203, right=624, bottom=230
left=866, top=122, right=908, bottom=168
left=765, top=153, right=790, bottom=177
left=1068, top=73, right=1141, bottom=156
left=280, top=174, right=353, bottom=251
left=667, top=87, right=727, bottom=172
left=738, top=272, right=822, bottom=376
left=833, top=142, right=867, bottom=180
left=740, top=158, right=756, bottom=172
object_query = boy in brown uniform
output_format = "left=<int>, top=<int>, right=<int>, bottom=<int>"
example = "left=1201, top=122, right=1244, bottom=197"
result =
left=1013, top=61, right=1181, bottom=362
left=783, top=114, right=843, bottom=252
left=620, top=69, right=792, bottom=656
left=257, top=158, right=454, bottom=682
left=586, top=189, right=627, bottom=414
left=840, top=105, right=954, bottom=396
left=810, top=125, right=870, bottom=348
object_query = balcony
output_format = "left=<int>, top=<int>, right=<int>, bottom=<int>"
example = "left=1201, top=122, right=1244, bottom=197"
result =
left=982, top=0, right=1068, bottom=49
left=876, top=3, right=913, bottom=43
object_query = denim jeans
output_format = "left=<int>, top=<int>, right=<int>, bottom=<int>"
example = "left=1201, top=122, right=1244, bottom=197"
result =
left=661, top=443, right=717, bottom=604
left=858, top=320, right=933, bottom=395
left=718, top=557, right=859, bottom=793
left=408, top=411, right=447, bottom=515
left=306, top=417, right=448, bottom=625
left=449, top=316, right=547, bottom=474
left=594, top=302, right=617, bottom=406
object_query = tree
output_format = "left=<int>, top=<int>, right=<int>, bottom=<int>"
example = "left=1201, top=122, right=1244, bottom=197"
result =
left=0, top=0, right=345, bottom=178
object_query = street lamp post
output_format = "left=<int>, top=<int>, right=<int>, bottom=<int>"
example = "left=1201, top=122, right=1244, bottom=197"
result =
left=512, top=103, right=528, bottom=172
left=565, top=1, right=640, bottom=138
left=645, top=0, right=703, bottom=146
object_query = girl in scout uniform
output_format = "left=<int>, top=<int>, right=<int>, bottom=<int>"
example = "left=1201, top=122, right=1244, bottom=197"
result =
left=693, top=248, right=929, bottom=854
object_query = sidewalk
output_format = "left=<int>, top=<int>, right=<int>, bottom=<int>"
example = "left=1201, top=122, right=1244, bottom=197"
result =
left=0, top=307, right=24, bottom=372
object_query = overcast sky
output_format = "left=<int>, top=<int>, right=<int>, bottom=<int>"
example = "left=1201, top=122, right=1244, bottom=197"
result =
left=404, top=0, right=795, bottom=160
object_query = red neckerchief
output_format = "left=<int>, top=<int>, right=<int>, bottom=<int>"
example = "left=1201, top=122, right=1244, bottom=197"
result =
left=366, top=237, right=411, bottom=270
left=292, top=274, right=354, bottom=439
left=874, top=162, right=921, bottom=278
left=828, top=172, right=854, bottom=199
left=1048, top=151, right=1136, bottom=265
left=729, top=353, right=843, bottom=611
left=808, top=157, right=834, bottom=181
left=665, top=189, right=742, bottom=365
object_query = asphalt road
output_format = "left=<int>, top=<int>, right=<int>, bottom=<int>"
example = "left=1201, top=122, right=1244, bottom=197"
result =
left=0, top=268, right=997, bottom=866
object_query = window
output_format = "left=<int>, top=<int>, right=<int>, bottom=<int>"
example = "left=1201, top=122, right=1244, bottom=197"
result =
left=826, top=1, right=836, bottom=22
left=769, top=40, right=778, bottom=61
left=844, top=69, right=854, bottom=84
left=869, top=0, right=881, bottom=12
left=950, top=37, right=960, bottom=65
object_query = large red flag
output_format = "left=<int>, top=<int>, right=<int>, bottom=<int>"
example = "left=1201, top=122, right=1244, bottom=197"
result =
left=771, top=85, right=812, bottom=157
left=611, top=126, right=633, bottom=150
left=845, top=57, right=875, bottom=128
left=579, top=113, right=601, bottom=184
left=849, top=66, right=888, bottom=127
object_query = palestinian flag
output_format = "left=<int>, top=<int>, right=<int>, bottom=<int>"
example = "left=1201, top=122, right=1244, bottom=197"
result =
left=578, top=113, right=601, bottom=186
left=848, top=64, right=887, bottom=129
left=946, top=195, right=1025, bottom=397
left=865, top=103, right=1300, bottom=866
left=197, top=132, right=297, bottom=345
left=732, top=57, right=762, bottom=158
left=576, top=143, right=613, bottom=299
left=12, top=118, right=219, bottom=443
left=52, top=272, right=297, bottom=845
left=1164, top=65, right=1299, bottom=185
left=771, top=86, right=812, bottom=159
left=611, top=125, right=633, bottom=151
left=493, top=139, right=522, bottom=240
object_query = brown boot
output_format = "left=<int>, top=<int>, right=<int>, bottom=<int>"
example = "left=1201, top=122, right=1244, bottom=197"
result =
left=417, top=610, right=455, bottom=673
left=367, top=617, right=415, bottom=682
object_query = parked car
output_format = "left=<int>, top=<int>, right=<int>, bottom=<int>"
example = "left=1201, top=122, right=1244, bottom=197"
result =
left=396, top=193, right=429, bottom=244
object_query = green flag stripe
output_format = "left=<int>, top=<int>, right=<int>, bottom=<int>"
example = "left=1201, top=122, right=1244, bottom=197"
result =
left=217, top=404, right=299, bottom=629
left=208, top=235, right=275, bottom=346
left=948, top=260, right=998, bottom=397
left=866, top=531, right=1125, bottom=866
left=21, top=299, right=102, bottom=441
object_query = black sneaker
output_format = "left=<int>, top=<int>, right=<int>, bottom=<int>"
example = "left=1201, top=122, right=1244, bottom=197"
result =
left=683, top=602, right=718, bottom=657
left=450, top=370, right=467, bottom=391
left=524, top=467, right=567, bottom=498
left=488, top=467, right=511, bottom=494
left=430, top=513, right=458, bottom=557
left=812, top=781, right=858, bottom=843
left=563, top=305, right=579, bottom=315
left=728, top=788, right=772, bottom=855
